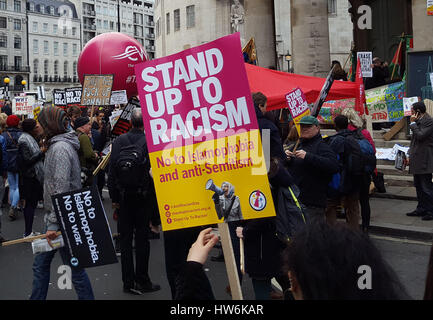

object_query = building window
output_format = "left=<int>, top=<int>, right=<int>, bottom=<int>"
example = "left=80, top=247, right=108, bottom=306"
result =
left=72, top=43, right=77, bottom=56
left=63, top=26, right=67, bottom=35
left=328, top=0, right=337, bottom=15
left=14, top=36, right=21, bottom=49
left=63, top=43, right=68, bottom=56
left=134, top=13, right=143, bottom=25
left=0, top=0, right=6, bottom=10
left=156, top=18, right=160, bottom=38
left=54, top=60, right=58, bottom=76
left=33, top=22, right=38, bottom=32
left=166, top=12, right=170, bottom=34
left=104, top=20, right=108, bottom=29
left=40, top=4, right=45, bottom=13
left=43, top=23, right=48, bottom=33
left=33, top=59, right=38, bottom=74
left=0, top=17, right=6, bottom=29
left=64, top=61, right=68, bottom=76
left=0, top=55, right=7, bottom=69
left=0, top=35, right=7, bottom=48
left=14, top=56, right=22, bottom=68
left=110, top=21, right=114, bottom=30
left=33, top=39, right=38, bottom=54
left=14, top=0, right=21, bottom=13
left=72, top=27, right=77, bottom=36
left=44, top=60, right=48, bottom=75
left=174, top=9, right=180, bottom=31
left=186, top=5, right=195, bottom=29
left=44, top=41, right=49, bottom=54
left=73, top=61, right=77, bottom=77
left=53, top=41, right=58, bottom=55
left=50, top=6, right=54, bottom=15
left=29, top=2, right=34, bottom=11
left=97, top=19, right=101, bottom=29
left=53, top=24, right=58, bottom=34
left=14, top=19, right=21, bottom=31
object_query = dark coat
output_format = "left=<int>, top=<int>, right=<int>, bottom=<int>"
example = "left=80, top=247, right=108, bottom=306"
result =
left=175, top=261, right=215, bottom=300
left=242, top=217, right=283, bottom=278
left=364, top=66, right=389, bottom=90
left=2, top=127, right=22, bottom=172
left=255, top=105, right=286, bottom=161
left=409, top=114, right=433, bottom=175
left=287, top=133, right=339, bottom=208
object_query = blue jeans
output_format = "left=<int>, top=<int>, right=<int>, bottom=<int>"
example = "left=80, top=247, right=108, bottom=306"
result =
left=7, top=172, right=19, bottom=208
left=30, top=246, right=94, bottom=300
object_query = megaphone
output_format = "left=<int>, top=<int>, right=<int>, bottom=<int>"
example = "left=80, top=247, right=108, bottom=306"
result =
left=205, top=179, right=224, bottom=195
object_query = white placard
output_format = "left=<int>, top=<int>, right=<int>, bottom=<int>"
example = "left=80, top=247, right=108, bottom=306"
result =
left=430, top=73, right=433, bottom=91
left=357, top=52, right=373, bottom=78
left=109, top=90, right=128, bottom=105
left=403, top=97, right=420, bottom=117
left=12, top=96, right=36, bottom=115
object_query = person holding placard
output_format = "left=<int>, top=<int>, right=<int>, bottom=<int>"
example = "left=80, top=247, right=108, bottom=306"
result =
left=365, top=57, right=390, bottom=90
left=30, top=106, right=94, bottom=300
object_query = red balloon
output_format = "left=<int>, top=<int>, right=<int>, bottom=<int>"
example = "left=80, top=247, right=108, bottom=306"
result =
left=77, top=32, right=148, bottom=99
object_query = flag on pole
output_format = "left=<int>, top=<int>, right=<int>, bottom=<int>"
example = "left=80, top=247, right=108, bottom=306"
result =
left=355, top=58, right=367, bottom=116
left=389, top=35, right=404, bottom=80
left=242, top=38, right=257, bottom=65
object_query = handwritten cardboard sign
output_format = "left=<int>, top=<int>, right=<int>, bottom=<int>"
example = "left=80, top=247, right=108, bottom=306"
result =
left=81, top=75, right=114, bottom=106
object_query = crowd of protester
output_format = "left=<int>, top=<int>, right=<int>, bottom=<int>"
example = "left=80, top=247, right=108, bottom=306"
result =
left=0, top=84, right=432, bottom=301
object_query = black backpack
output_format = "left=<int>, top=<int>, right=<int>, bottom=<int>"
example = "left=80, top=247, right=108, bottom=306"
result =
left=343, top=130, right=376, bottom=176
left=114, top=134, right=150, bottom=193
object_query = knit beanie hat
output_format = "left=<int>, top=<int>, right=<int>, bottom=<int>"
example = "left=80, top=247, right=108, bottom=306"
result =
left=74, top=116, right=90, bottom=130
left=6, top=115, right=20, bottom=127
left=38, top=107, right=67, bottom=139
left=22, top=118, right=37, bottom=133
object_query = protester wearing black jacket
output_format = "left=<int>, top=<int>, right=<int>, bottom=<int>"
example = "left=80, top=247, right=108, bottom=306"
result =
left=286, top=116, right=339, bottom=222
left=253, top=92, right=286, bottom=161
left=108, top=108, right=160, bottom=295
left=364, top=57, right=390, bottom=90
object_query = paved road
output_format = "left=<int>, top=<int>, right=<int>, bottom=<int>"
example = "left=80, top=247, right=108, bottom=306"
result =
left=0, top=191, right=431, bottom=300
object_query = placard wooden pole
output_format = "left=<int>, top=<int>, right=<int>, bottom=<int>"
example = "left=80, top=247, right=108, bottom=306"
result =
left=1, top=231, right=61, bottom=247
left=292, top=139, right=301, bottom=153
left=218, top=222, right=243, bottom=300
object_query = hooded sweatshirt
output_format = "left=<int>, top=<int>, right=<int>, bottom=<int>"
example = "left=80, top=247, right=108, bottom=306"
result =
left=218, top=182, right=243, bottom=222
left=43, top=131, right=82, bottom=231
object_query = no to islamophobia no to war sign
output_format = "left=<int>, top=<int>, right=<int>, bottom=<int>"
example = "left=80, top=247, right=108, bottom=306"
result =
left=135, top=33, right=275, bottom=231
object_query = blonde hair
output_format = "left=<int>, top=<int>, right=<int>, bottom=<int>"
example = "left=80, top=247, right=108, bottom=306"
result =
left=0, top=113, right=7, bottom=132
left=341, top=108, right=363, bottom=129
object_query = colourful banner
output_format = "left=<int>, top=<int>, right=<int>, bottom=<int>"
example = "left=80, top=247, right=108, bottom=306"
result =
left=135, top=33, right=275, bottom=231
left=366, top=82, right=405, bottom=123
left=428, top=0, right=433, bottom=15
left=318, top=82, right=406, bottom=124
left=285, top=87, right=310, bottom=134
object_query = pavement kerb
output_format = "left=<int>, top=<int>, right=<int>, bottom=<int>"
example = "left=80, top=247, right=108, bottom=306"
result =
left=369, top=221, right=433, bottom=242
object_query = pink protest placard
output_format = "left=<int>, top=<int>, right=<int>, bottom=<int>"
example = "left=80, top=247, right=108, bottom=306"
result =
left=134, top=33, right=258, bottom=153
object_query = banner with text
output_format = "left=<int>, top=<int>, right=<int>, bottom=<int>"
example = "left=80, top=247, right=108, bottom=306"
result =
left=53, top=89, right=66, bottom=107
left=357, top=52, right=373, bottom=78
left=110, top=97, right=138, bottom=138
left=110, top=90, right=128, bottom=105
left=66, top=87, right=83, bottom=106
left=12, top=96, right=36, bottom=115
left=285, top=87, right=310, bottom=134
left=134, top=33, right=275, bottom=231
left=317, top=82, right=406, bottom=124
left=81, top=75, right=114, bottom=106
left=51, top=186, right=117, bottom=268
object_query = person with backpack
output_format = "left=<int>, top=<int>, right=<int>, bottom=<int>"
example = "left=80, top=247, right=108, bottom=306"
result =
left=108, top=107, right=161, bottom=295
left=342, top=108, right=377, bottom=233
left=18, top=119, right=45, bottom=238
left=2, top=115, right=22, bottom=221
left=74, top=116, right=99, bottom=187
left=325, top=115, right=376, bottom=231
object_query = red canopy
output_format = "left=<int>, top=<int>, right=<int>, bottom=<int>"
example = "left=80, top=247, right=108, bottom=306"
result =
left=245, top=63, right=361, bottom=111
